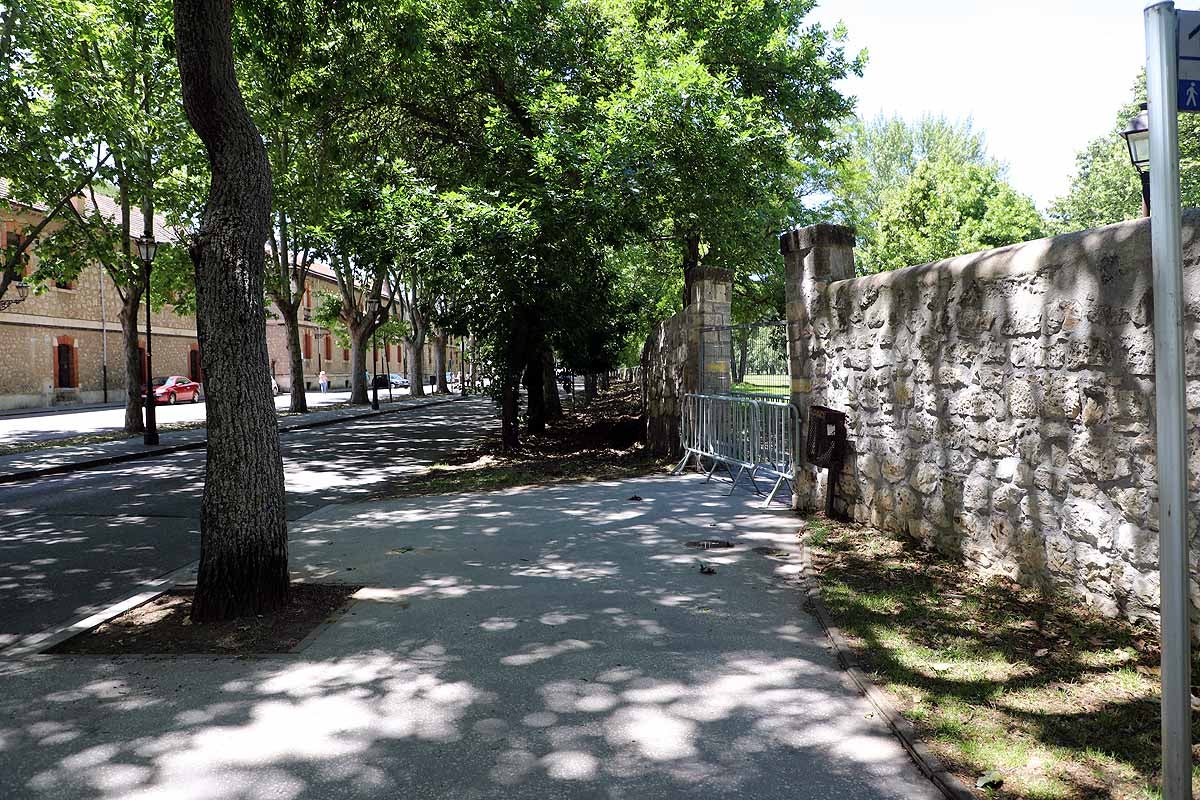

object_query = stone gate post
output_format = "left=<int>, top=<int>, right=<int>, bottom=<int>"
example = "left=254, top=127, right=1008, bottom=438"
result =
left=642, top=266, right=731, bottom=457
left=780, top=224, right=856, bottom=511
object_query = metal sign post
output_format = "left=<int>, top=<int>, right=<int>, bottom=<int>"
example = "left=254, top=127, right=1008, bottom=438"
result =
left=1146, top=3, right=1193, bottom=797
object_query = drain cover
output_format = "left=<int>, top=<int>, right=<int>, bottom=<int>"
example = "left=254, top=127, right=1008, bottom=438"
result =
left=686, top=539, right=734, bottom=549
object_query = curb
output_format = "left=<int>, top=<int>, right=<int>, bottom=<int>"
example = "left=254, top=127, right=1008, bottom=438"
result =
left=0, top=395, right=469, bottom=486
left=0, top=560, right=200, bottom=658
left=798, top=530, right=978, bottom=800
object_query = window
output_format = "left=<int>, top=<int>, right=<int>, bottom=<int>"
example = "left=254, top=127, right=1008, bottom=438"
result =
left=303, top=332, right=312, bottom=360
left=305, top=287, right=312, bottom=309
left=324, top=336, right=332, bottom=361
left=342, top=348, right=349, bottom=362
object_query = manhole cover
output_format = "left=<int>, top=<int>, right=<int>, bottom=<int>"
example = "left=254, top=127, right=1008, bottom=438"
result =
left=686, top=539, right=734, bottom=549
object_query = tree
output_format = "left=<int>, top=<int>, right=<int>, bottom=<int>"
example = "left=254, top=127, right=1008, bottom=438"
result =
left=174, top=0, right=288, bottom=621
left=1047, top=73, right=1200, bottom=232
left=865, top=157, right=1044, bottom=273
left=3, top=0, right=204, bottom=432
left=831, top=115, right=1044, bottom=273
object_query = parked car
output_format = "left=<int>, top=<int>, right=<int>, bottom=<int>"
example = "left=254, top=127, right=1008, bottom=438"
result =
left=143, top=375, right=202, bottom=405
left=372, top=373, right=408, bottom=390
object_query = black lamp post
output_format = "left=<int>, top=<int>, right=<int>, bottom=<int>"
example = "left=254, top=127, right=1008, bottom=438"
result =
left=368, top=297, right=380, bottom=410
left=136, top=235, right=159, bottom=445
left=0, top=281, right=30, bottom=312
left=1121, top=102, right=1151, bottom=217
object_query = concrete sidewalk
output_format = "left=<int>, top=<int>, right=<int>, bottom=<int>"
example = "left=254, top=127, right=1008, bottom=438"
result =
left=0, top=474, right=940, bottom=800
left=0, top=394, right=464, bottom=484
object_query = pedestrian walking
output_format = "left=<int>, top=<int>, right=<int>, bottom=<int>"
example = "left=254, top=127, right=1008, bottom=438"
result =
left=318, top=370, right=329, bottom=394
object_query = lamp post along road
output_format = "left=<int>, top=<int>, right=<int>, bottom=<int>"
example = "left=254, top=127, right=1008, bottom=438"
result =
left=0, top=281, right=30, bottom=312
left=137, top=236, right=159, bottom=446
left=1121, top=102, right=1152, bottom=217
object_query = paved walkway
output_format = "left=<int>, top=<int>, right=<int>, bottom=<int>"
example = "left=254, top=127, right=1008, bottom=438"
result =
left=0, top=474, right=940, bottom=800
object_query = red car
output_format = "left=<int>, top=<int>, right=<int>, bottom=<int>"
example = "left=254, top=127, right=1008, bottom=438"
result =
left=143, top=375, right=203, bottom=405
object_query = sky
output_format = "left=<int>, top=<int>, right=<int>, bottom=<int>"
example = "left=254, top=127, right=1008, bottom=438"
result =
left=811, top=0, right=1150, bottom=209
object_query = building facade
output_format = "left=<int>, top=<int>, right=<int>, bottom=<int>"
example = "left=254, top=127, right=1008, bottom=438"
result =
left=1, top=194, right=466, bottom=411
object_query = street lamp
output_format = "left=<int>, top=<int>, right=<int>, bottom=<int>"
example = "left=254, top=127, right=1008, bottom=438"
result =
left=135, top=235, right=159, bottom=445
left=367, top=297, right=380, bottom=410
left=1121, top=102, right=1151, bottom=217
left=0, top=281, right=30, bottom=312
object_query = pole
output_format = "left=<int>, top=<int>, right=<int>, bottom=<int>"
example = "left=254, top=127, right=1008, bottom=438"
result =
left=1146, top=4, right=1192, bottom=797
left=460, top=337, right=466, bottom=397
left=371, top=331, right=380, bottom=411
left=1141, top=171, right=1152, bottom=218
left=99, top=262, right=108, bottom=404
left=142, top=256, right=158, bottom=445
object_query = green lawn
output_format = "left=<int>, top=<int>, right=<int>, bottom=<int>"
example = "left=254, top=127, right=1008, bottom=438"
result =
left=731, top=373, right=788, bottom=397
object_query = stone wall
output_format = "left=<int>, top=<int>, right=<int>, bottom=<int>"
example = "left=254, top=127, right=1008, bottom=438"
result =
left=782, top=214, right=1200, bottom=626
left=642, top=267, right=732, bottom=456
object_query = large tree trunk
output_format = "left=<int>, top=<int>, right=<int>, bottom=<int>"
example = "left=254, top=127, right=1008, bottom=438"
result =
left=118, top=291, right=145, bottom=433
left=349, top=325, right=370, bottom=404
left=524, top=355, right=546, bottom=434
left=584, top=373, right=598, bottom=405
left=542, top=348, right=562, bottom=421
left=176, top=0, right=288, bottom=622
left=280, top=303, right=307, bottom=413
left=433, top=331, right=449, bottom=394
left=407, top=322, right=427, bottom=397
left=501, top=368, right=520, bottom=448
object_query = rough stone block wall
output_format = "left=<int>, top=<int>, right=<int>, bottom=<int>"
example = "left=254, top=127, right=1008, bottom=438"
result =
left=784, top=213, right=1200, bottom=627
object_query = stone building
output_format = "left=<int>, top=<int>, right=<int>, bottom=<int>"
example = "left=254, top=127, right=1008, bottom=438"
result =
left=0, top=187, right=465, bottom=411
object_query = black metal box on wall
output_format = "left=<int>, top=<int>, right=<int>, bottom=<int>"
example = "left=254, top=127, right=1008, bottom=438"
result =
left=806, top=405, right=847, bottom=469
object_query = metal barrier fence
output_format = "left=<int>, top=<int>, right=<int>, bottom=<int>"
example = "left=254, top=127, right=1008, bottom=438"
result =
left=673, top=392, right=800, bottom=507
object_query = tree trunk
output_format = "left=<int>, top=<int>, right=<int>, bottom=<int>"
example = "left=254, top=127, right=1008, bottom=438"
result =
left=501, top=368, right=520, bottom=448
left=119, top=291, right=145, bottom=433
left=407, top=322, right=426, bottom=397
left=349, top=325, right=370, bottom=404
left=680, top=233, right=701, bottom=307
left=175, top=0, right=288, bottom=622
left=584, top=373, right=598, bottom=405
left=280, top=303, right=307, bottom=412
left=734, top=327, right=750, bottom=383
left=524, top=355, right=546, bottom=434
left=542, top=348, right=562, bottom=421
left=433, top=332, right=449, bottom=394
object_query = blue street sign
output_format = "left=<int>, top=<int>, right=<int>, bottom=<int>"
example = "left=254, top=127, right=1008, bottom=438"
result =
left=1179, top=10, right=1200, bottom=112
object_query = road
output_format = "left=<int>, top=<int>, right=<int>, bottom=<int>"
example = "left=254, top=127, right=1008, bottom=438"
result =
left=0, top=396, right=492, bottom=648
left=0, top=387, right=433, bottom=448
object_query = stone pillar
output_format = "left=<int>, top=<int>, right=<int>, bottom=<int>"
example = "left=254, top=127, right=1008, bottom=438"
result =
left=686, top=266, right=733, bottom=397
left=780, top=224, right=855, bottom=511
left=642, top=266, right=732, bottom=457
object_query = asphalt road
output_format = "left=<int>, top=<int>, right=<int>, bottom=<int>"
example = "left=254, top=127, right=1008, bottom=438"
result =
left=0, top=396, right=493, bottom=648
left=0, top=388, right=420, bottom=447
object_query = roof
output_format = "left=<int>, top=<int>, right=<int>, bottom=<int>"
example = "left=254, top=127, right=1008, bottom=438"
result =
left=2, top=177, right=340, bottom=282
left=1, top=177, right=174, bottom=242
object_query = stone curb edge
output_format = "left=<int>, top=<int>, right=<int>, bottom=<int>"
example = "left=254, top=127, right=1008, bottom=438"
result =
left=0, top=560, right=200, bottom=658
left=0, top=395, right=468, bottom=486
left=798, top=532, right=978, bottom=800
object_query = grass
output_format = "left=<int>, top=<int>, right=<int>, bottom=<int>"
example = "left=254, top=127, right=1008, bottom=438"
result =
left=731, top=374, right=788, bottom=397
left=805, top=517, right=1200, bottom=799
left=371, top=383, right=669, bottom=499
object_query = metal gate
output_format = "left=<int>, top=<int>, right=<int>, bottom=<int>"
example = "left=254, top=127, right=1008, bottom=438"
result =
left=674, top=321, right=800, bottom=506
